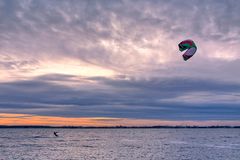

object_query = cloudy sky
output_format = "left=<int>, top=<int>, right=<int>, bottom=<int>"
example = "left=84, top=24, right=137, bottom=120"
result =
left=0, top=0, right=240, bottom=126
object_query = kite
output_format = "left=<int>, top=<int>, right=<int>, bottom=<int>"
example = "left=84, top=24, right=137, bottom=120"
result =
left=178, top=39, right=197, bottom=61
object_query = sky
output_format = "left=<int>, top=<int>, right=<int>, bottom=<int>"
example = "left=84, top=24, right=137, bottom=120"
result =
left=0, top=0, right=240, bottom=126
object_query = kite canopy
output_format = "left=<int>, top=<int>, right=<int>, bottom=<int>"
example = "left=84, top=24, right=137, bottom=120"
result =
left=178, top=39, right=197, bottom=61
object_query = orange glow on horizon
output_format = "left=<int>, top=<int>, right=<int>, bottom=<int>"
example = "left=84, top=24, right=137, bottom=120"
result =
left=0, top=113, right=239, bottom=127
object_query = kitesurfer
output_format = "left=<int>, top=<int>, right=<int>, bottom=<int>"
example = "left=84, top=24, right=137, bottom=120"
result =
left=54, top=132, right=58, bottom=137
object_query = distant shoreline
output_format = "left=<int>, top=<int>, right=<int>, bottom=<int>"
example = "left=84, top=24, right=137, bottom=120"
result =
left=0, top=125, right=239, bottom=129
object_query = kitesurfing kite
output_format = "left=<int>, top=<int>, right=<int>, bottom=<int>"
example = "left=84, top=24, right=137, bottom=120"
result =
left=178, top=39, right=197, bottom=61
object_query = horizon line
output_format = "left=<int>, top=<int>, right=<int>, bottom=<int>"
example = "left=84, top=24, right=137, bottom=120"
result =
left=0, top=125, right=240, bottom=129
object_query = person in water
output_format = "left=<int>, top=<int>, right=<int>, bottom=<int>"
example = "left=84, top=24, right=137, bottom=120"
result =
left=54, top=132, right=58, bottom=137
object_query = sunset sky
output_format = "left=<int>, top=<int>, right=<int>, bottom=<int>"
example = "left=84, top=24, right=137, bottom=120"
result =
left=0, top=0, right=240, bottom=126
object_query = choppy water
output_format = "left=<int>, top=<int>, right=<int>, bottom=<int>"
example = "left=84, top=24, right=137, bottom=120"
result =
left=0, top=128, right=239, bottom=160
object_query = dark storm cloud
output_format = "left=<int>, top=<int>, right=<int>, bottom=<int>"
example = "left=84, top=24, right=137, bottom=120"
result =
left=0, top=74, right=239, bottom=120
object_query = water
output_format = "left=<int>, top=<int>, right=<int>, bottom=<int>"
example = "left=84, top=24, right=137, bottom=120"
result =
left=0, top=128, right=239, bottom=160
